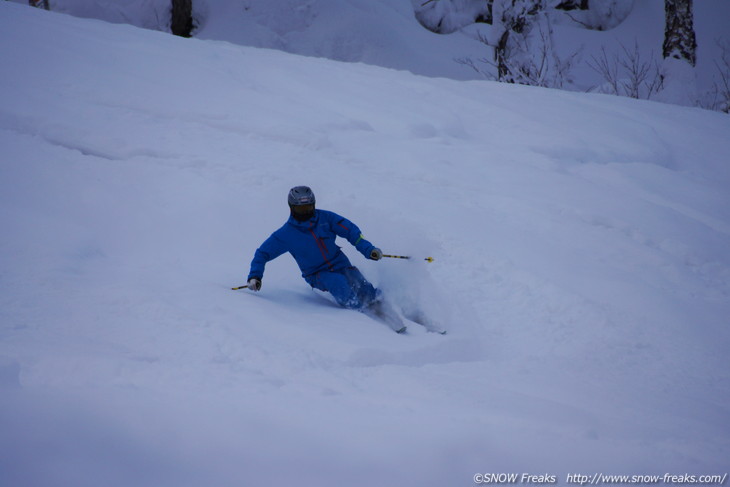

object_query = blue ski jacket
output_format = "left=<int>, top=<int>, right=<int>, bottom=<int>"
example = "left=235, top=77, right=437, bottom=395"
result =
left=247, top=209, right=377, bottom=281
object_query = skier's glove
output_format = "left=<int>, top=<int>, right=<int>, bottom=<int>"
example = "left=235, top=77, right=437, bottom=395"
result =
left=248, top=277, right=262, bottom=291
left=370, top=248, right=383, bottom=261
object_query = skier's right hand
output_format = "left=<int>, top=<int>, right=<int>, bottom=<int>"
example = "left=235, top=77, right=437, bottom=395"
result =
left=248, top=277, right=262, bottom=291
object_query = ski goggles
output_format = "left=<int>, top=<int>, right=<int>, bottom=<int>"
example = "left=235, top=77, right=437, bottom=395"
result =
left=290, top=204, right=314, bottom=216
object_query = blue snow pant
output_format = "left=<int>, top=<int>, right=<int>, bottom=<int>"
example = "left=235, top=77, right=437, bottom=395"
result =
left=305, top=266, right=378, bottom=310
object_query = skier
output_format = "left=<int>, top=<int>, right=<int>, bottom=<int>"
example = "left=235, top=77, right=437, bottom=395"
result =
left=246, top=186, right=405, bottom=331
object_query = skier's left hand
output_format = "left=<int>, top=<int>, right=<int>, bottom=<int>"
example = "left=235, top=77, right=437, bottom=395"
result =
left=247, top=277, right=262, bottom=291
left=370, top=248, right=383, bottom=261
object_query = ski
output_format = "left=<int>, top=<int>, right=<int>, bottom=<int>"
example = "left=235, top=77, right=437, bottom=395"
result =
left=404, top=311, right=447, bottom=335
left=364, top=299, right=407, bottom=334
left=364, top=301, right=447, bottom=335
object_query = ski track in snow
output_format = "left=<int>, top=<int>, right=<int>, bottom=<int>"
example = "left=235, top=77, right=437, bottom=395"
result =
left=1, top=4, right=729, bottom=486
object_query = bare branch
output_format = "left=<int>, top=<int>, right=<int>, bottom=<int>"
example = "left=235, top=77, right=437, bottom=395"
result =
left=588, top=41, right=662, bottom=100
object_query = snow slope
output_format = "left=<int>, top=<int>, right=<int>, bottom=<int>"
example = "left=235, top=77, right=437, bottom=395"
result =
left=1, top=4, right=729, bottom=486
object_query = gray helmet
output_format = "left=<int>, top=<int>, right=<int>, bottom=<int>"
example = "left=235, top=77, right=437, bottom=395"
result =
left=288, top=186, right=316, bottom=206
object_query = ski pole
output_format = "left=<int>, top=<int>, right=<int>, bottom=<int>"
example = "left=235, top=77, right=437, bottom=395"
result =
left=231, top=285, right=249, bottom=290
left=382, top=254, right=435, bottom=263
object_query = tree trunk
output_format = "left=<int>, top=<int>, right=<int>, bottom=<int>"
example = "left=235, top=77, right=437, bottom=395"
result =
left=663, top=0, right=696, bottom=66
left=29, top=0, right=50, bottom=10
left=171, top=0, right=193, bottom=38
left=554, top=0, right=589, bottom=11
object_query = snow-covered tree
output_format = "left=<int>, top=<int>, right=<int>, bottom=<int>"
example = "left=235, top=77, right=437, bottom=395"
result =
left=420, top=0, right=632, bottom=88
left=656, top=0, right=697, bottom=106
left=662, top=0, right=697, bottom=66
left=488, top=0, right=582, bottom=87
left=412, top=0, right=492, bottom=34
left=493, top=0, right=545, bottom=83
left=551, top=0, right=635, bottom=31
